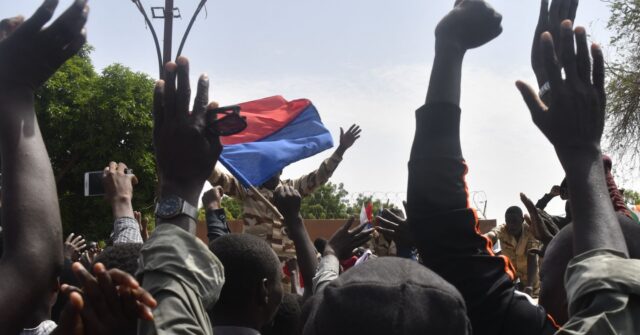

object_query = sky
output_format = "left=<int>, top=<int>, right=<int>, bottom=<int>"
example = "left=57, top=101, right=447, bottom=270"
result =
left=1, top=0, right=629, bottom=219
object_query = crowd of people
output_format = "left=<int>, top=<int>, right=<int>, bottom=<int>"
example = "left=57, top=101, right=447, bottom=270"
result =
left=1, top=0, right=640, bottom=334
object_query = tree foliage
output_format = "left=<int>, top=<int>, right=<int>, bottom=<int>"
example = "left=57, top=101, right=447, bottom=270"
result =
left=35, top=46, right=156, bottom=241
left=623, top=188, right=640, bottom=206
left=603, top=0, right=640, bottom=168
left=300, top=182, right=350, bottom=219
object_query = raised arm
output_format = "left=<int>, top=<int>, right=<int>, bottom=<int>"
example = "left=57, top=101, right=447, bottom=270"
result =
left=516, top=23, right=627, bottom=256
left=0, top=0, right=87, bottom=332
left=293, top=124, right=360, bottom=196
left=273, top=185, right=318, bottom=299
left=408, top=0, right=502, bottom=214
left=139, top=57, right=227, bottom=335
left=152, top=57, right=222, bottom=233
left=208, top=166, right=248, bottom=200
left=103, top=161, right=143, bottom=244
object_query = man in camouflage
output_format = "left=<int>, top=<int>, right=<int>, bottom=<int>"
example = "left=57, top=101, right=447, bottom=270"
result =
left=485, top=206, right=541, bottom=297
left=208, top=124, right=361, bottom=257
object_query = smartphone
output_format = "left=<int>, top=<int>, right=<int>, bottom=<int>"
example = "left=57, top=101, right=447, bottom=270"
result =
left=84, top=169, right=133, bottom=197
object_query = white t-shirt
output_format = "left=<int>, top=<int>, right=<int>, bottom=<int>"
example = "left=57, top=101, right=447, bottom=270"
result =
left=20, top=320, right=57, bottom=335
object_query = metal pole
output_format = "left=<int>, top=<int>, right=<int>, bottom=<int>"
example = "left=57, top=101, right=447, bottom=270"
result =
left=176, top=0, right=208, bottom=59
left=132, top=0, right=163, bottom=79
left=162, top=0, right=174, bottom=66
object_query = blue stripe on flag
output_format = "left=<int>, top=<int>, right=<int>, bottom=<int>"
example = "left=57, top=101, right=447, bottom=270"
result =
left=219, top=104, right=334, bottom=187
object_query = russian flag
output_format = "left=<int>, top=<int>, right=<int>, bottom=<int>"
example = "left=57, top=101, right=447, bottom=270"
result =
left=219, top=96, right=334, bottom=187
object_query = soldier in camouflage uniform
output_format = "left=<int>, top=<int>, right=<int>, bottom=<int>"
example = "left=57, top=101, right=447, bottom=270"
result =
left=208, top=124, right=361, bottom=257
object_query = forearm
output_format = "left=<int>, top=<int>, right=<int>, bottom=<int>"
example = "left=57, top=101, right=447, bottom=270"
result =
left=425, top=42, right=465, bottom=106
left=158, top=180, right=203, bottom=234
left=205, top=208, right=230, bottom=241
left=333, top=144, right=347, bottom=158
left=286, top=216, right=318, bottom=298
left=0, top=90, right=63, bottom=327
left=535, top=193, right=555, bottom=210
left=408, top=42, right=468, bottom=215
left=0, top=91, right=63, bottom=271
left=111, top=196, right=134, bottom=220
left=559, top=149, right=628, bottom=256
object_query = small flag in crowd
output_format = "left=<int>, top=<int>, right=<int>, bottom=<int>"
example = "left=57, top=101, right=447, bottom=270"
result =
left=360, top=202, right=374, bottom=228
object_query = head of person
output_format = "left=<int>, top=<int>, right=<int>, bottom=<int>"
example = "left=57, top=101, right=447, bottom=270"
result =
left=302, top=257, right=471, bottom=335
left=93, top=243, right=143, bottom=276
left=505, top=206, right=524, bottom=236
left=539, top=213, right=640, bottom=325
left=314, top=238, right=327, bottom=255
left=262, top=293, right=303, bottom=335
left=209, top=234, right=283, bottom=330
left=262, top=170, right=283, bottom=191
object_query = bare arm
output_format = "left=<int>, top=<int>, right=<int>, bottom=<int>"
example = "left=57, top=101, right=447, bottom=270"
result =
left=516, top=23, right=627, bottom=255
left=293, top=124, right=360, bottom=197
left=274, top=186, right=318, bottom=299
left=0, top=1, right=88, bottom=332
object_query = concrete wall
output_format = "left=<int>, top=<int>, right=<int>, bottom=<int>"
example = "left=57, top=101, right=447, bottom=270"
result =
left=196, top=218, right=498, bottom=245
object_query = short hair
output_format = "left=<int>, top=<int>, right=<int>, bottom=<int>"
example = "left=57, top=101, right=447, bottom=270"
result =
left=209, top=234, right=281, bottom=312
left=505, top=206, right=523, bottom=217
left=262, top=293, right=303, bottom=335
left=93, top=243, right=142, bottom=276
left=314, top=238, right=327, bottom=254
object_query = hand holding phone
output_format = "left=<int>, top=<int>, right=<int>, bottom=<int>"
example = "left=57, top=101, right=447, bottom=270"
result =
left=84, top=162, right=136, bottom=198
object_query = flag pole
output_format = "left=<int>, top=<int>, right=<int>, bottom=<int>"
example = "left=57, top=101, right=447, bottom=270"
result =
left=248, top=185, right=284, bottom=221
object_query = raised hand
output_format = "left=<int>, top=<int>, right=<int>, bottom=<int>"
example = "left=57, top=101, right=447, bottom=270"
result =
left=153, top=57, right=222, bottom=205
left=103, top=162, right=137, bottom=220
left=53, top=262, right=157, bottom=335
left=517, top=22, right=605, bottom=156
left=376, top=207, right=413, bottom=250
left=520, top=193, right=558, bottom=246
left=326, top=217, right=373, bottom=261
left=64, top=233, right=86, bottom=262
left=201, top=186, right=224, bottom=210
left=532, top=0, right=579, bottom=88
left=338, top=124, right=362, bottom=150
left=273, top=185, right=302, bottom=223
left=0, top=0, right=88, bottom=91
left=134, top=211, right=149, bottom=242
left=435, top=0, right=503, bottom=52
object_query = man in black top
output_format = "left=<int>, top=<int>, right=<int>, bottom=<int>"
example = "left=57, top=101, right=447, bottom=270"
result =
left=406, top=1, right=558, bottom=334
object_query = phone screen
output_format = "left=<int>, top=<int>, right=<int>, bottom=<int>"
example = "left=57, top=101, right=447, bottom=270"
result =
left=84, top=171, right=105, bottom=197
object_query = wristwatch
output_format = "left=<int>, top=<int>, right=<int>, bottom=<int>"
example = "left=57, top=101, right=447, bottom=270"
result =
left=155, top=195, right=198, bottom=221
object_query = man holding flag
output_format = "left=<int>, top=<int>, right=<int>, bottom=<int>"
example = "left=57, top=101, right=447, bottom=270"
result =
left=207, top=96, right=361, bottom=257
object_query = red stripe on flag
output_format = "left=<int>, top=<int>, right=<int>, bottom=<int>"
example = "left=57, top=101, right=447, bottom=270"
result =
left=221, top=96, right=310, bottom=145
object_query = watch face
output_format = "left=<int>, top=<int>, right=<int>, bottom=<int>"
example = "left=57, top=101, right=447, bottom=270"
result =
left=157, top=195, right=182, bottom=218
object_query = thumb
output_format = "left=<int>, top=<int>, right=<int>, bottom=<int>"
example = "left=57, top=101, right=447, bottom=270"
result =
left=340, top=127, right=344, bottom=137
left=515, top=81, right=546, bottom=122
left=55, top=291, right=84, bottom=335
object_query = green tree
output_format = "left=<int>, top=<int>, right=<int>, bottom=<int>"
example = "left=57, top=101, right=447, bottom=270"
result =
left=300, top=182, right=350, bottom=219
left=603, top=0, right=640, bottom=167
left=222, top=196, right=243, bottom=220
left=35, top=46, right=156, bottom=241
left=622, top=188, right=640, bottom=206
